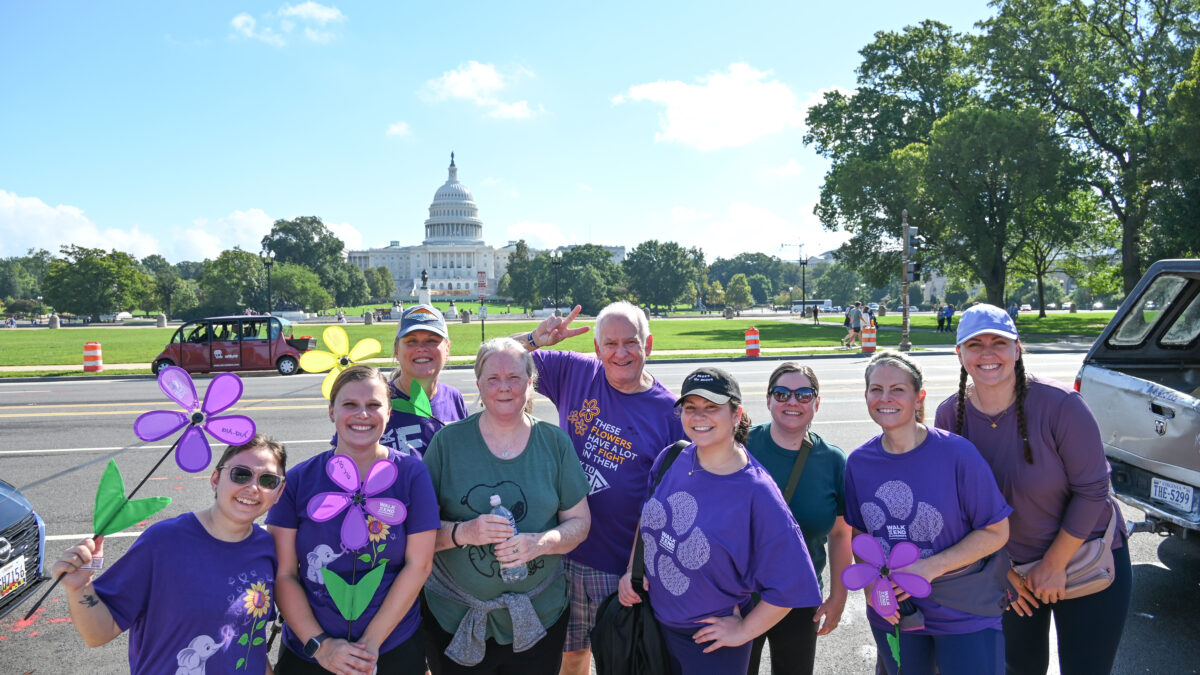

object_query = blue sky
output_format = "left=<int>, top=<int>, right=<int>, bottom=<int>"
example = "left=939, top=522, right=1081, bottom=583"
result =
left=1, top=1, right=993, bottom=264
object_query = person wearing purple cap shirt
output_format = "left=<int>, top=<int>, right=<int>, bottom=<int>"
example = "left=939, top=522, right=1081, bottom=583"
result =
left=935, top=304, right=1131, bottom=674
left=618, top=367, right=822, bottom=675
left=846, top=350, right=1011, bottom=675
left=53, top=435, right=287, bottom=675
left=330, top=304, right=469, bottom=459
left=513, top=301, right=684, bottom=675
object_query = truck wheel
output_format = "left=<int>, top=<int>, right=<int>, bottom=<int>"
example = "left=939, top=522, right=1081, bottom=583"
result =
left=152, top=359, right=175, bottom=375
left=277, top=356, right=299, bottom=375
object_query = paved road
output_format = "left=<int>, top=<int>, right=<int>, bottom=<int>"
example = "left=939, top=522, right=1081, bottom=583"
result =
left=1, top=352, right=1196, bottom=674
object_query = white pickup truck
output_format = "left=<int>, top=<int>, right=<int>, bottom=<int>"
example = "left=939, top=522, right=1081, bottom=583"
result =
left=1076, top=259, right=1200, bottom=538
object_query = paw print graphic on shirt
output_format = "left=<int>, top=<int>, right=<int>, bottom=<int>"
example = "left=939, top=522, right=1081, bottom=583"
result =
left=859, top=480, right=944, bottom=559
left=567, top=398, right=600, bottom=436
left=640, top=491, right=711, bottom=596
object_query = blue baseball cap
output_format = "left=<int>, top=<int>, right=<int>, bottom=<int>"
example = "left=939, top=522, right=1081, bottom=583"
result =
left=955, top=304, right=1019, bottom=345
left=397, top=304, right=448, bottom=339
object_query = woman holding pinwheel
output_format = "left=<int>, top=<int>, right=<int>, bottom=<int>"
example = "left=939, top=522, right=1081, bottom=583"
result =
left=268, top=364, right=440, bottom=674
left=844, top=350, right=1011, bottom=675
left=53, top=434, right=288, bottom=675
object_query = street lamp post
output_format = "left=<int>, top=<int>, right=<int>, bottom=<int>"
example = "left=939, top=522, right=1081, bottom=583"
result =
left=551, top=250, right=562, bottom=316
left=260, top=247, right=275, bottom=314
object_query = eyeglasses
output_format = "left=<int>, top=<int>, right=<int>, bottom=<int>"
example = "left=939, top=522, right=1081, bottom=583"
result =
left=769, top=386, right=818, bottom=404
left=219, top=465, right=283, bottom=490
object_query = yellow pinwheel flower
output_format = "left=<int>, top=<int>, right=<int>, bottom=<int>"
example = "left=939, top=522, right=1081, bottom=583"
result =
left=299, top=326, right=382, bottom=399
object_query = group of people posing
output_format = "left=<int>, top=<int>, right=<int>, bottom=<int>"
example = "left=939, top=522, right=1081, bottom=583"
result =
left=53, top=301, right=1130, bottom=675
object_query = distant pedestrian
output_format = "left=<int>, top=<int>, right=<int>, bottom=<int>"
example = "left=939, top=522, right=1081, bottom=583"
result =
left=943, top=304, right=956, bottom=333
left=812, top=305, right=820, bottom=325
left=1008, top=303, right=1019, bottom=323
left=936, top=304, right=946, bottom=333
left=842, top=302, right=864, bottom=348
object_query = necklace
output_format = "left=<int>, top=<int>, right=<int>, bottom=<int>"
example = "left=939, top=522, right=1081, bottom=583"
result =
left=689, top=446, right=746, bottom=475
left=983, top=407, right=1010, bottom=429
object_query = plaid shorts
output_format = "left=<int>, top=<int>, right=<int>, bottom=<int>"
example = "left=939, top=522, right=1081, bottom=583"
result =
left=563, top=557, right=620, bottom=652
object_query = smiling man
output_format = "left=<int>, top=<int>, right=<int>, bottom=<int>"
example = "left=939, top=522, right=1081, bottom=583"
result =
left=514, top=302, right=684, bottom=675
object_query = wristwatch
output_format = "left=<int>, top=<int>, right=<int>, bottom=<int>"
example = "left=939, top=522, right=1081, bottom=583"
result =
left=303, top=632, right=329, bottom=658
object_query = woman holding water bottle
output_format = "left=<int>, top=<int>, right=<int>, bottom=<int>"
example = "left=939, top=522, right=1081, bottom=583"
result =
left=421, top=337, right=591, bottom=674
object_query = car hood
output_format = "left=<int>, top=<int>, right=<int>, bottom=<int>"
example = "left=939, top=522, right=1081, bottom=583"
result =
left=0, top=480, right=34, bottom=525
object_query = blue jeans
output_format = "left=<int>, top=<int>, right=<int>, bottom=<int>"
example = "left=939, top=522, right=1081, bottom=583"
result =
left=1002, top=543, right=1132, bottom=674
left=870, top=626, right=1003, bottom=675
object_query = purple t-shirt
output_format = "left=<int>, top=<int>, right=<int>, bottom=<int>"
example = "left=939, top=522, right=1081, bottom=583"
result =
left=266, top=447, right=441, bottom=659
left=93, top=513, right=276, bottom=675
left=843, top=427, right=1012, bottom=635
left=640, top=444, right=822, bottom=632
left=935, top=375, right=1122, bottom=564
left=330, top=380, right=468, bottom=458
left=533, top=350, right=684, bottom=574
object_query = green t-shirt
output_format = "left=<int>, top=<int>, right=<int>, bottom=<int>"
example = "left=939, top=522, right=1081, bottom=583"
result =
left=422, top=412, right=590, bottom=644
left=744, top=425, right=846, bottom=591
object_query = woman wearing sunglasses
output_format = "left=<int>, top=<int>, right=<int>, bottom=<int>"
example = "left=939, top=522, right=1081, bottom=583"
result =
left=744, top=363, right=851, bottom=675
left=53, top=435, right=287, bottom=674
left=269, top=365, right=440, bottom=674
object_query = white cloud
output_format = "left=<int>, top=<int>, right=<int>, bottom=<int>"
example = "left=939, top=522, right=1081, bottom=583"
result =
left=481, top=177, right=503, bottom=186
left=173, top=208, right=276, bottom=260
left=421, top=61, right=541, bottom=120
left=386, top=121, right=412, bottom=138
left=671, top=205, right=705, bottom=222
left=505, top=220, right=567, bottom=250
left=615, top=63, right=807, bottom=151
left=324, top=220, right=363, bottom=251
left=230, top=3, right=345, bottom=47
left=767, top=158, right=805, bottom=177
left=0, top=190, right=162, bottom=259
left=576, top=183, right=593, bottom=192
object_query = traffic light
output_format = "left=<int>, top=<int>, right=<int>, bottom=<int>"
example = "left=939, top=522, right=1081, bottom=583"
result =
left=905, top=262, right=922, bottom=282
left=906, top=226, right=919, bottom=252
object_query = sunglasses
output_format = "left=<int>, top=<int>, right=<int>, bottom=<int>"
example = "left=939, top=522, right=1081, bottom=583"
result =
left=219, top=465, right=283, bottom=490
left=769, top=386, right=818, bottom=404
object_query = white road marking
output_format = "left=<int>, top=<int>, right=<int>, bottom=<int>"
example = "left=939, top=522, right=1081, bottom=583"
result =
left=0, top=439, right=331, bottom=456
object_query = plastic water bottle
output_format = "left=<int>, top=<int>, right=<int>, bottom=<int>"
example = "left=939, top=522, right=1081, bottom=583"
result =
left=491, top=494, right=528, bottom=583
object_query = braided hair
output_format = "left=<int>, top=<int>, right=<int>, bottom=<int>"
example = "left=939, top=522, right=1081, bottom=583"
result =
left=955, top=354, right=1033, bottom=464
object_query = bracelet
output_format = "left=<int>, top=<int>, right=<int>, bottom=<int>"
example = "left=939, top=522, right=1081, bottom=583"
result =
left=526, top=331, right=538, bottom=349
left=451, top=521, right=463, bottom=547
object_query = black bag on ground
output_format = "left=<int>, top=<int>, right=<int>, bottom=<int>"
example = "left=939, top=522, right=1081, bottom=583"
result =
left=590, top=441, right=686, bottom=675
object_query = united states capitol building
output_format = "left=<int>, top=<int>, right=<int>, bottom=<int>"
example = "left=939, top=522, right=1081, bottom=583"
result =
left=347, top=154, right=623, bottom=299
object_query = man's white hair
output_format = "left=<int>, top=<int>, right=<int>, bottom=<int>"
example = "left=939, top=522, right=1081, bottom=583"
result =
left=594, top=301, right=650, bottom=345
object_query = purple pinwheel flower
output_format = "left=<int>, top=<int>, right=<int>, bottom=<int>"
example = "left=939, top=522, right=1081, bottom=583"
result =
left=842, top=534, right=932, bottom=617
left=307, top=455, right=408, bottom=551
left=133, top=366, right=256, bottom=473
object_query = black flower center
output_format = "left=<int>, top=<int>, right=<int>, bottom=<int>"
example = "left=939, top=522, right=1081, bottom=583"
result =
left=339, top=356, right=351, bottom=367
left=352, top=491, right=365, bottom=506
left=879, top=565, right=890, bottom=577
left=191, top=411, right=205, bottom=425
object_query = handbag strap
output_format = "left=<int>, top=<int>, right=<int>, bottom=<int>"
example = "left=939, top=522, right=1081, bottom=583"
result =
left=780, top=434, right=814, bottom=504
left=631, top=440, right=689, bottom=586
left=1101, top=496, right=1120, bottom=545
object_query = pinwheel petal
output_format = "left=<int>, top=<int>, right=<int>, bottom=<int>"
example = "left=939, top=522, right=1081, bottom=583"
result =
left=204, top=414, right=256, bottom=446
left=325, top=455, right=361, bottom=492
left=307, top=492, right=353, bottom=522
left=158, top=366, right=199, bottom=411
left=341, top=505, right=369, bottom=550
left=851, top=533, right=887, bottom=567
left=348, top=338, right=382, bottom=362
left=323, top=326, right=350, bottom=357
left=890, top=572, right=932, bottom=599
left=175, top=425, right=213, bottom=473
left=365, top=498, right=407, bottom=525
left=320, top=368, right=342, bottom=401
left=300, top=350, right=338, bottom=374
left=869, top=576, right=899, bottom=617
left=202, top=372, right=244, bottom=416
left=841, top=563, right=884, bottom=592
left=887, top=541, right=921, bottom=570
left=133, top=410, right=189, bottom=442
left=362, top=459, right=398, bottom=496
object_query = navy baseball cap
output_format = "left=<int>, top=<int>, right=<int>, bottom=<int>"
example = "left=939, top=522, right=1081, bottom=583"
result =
left=956, top=304, right=1019, bottom=345
left=397, top=304, right=448, bottom=339
left=675, top=367, right=741, bottom=406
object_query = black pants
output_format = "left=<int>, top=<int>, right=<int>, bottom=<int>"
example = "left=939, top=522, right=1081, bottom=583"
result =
left=746, top=605, right=817, bottom=675
left=421, top=603, right=569, bottom=675
left=275, top=630, right=426, bottom=674
left=1003, top=543, right=1132, bottom=675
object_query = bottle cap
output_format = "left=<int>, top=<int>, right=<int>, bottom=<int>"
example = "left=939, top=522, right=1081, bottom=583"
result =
left=490, top=494, right=501, bottom=507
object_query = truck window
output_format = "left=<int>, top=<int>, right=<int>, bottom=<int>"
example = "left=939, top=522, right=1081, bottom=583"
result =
left=1162, top=291, right=1200, bottom=346
left=1108, top=275, right=1189, bottom=347
left=241, top=320, right=266, bottom=341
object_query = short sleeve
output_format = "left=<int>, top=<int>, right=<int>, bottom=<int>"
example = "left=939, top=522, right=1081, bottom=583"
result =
left=843, top=455, right=864, bottom=533
left=265, top=467, right=302, bottom=529
left=933, top=396, right=956, bottom=433
left=92, top=529, right=158, bottom=631
left=750, top=490, right=823, bottom=609
left=422, top=432, right=447, bottom=493
left=403, top=459, right=442, bottom=533
left=531, top=350, right=566, bottom=404
left=832, top=451, right=847, bottom=518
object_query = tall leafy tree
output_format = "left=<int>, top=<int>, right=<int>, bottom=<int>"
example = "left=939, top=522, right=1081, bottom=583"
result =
left=747, top=274, right=773, bottom=304
left=273, top=262, right=334, bottom=311
left=561, top=244, right=623, bottom=314
left=42, top=245, right=146, bottom=318
left=724, top=274, right=753, bottom=311
left=811, top=263, right=864, bottom=306
left=373, top=266, right=396, bottom=301
left=622, top=240, right=695, bottom=311
left=1010, top=190, right=1103, bottom=316
left=503, top=241, right=540, bottom=311
left=708, top=252, right=788, bottom=290
left=139, top=254, right=172, bottom=275
left=1149, top=45, right=1200, bottom=259
left=153, top=268, right=184, bottom=318
left=981, top=0, right=1200, bottom=292
left=197, top=248, right=263, bottom=314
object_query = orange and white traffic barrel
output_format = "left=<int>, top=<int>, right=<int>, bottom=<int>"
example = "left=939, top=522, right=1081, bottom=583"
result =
left=860, top=326, right=877, bottom=354
left=83, top=342, right=104, bottom=372
left=744, top=327, right=760, bottom=357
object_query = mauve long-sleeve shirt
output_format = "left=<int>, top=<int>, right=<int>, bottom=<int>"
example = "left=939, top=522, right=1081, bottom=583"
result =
left=935, top=375, right=1123, bottom=564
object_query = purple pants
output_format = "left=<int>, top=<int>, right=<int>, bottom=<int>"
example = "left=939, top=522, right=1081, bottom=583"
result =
left=659, top=622, right=753, bottom=675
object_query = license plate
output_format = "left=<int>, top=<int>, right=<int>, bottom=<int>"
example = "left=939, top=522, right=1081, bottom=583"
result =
left=0, top=555, right=27, bottom=598
left=1151, top=477, right=1196, bottom=512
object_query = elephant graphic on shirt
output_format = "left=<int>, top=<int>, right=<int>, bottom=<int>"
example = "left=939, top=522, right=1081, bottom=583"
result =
left=175, top=633, right=222, bottom=674
left=306, top=544, right=343, bottom=585
left=461, top=481, right=527, bottom=521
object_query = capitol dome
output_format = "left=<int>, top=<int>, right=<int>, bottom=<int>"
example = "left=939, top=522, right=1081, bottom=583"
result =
left=424, top=152, right=483, bottom=244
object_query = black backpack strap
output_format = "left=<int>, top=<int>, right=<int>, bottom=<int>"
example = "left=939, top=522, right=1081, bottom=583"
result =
left=631, top=440, right=689, bottom=585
